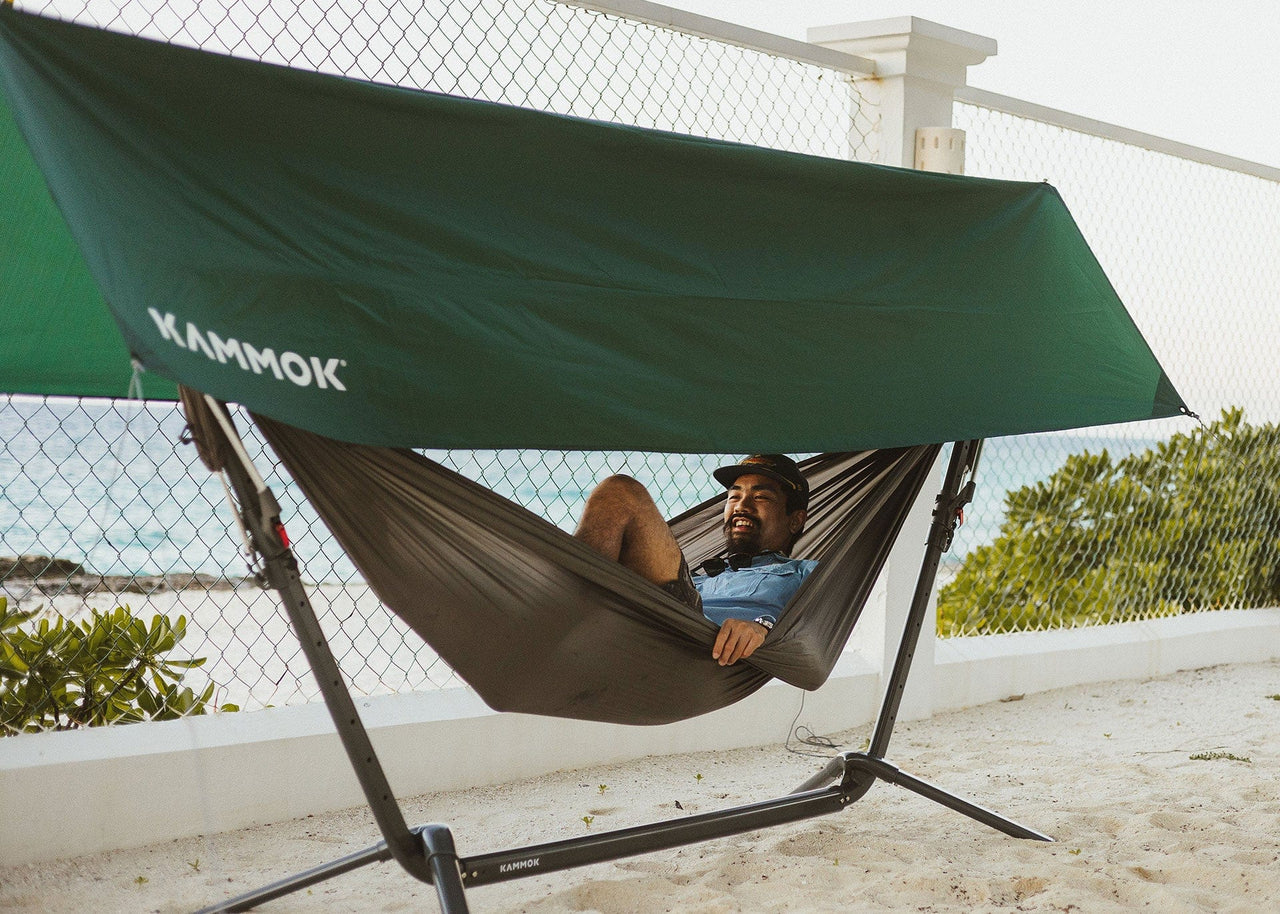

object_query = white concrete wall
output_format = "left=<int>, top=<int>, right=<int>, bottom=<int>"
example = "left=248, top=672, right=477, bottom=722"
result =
left=933, top=608, right=1280, bottom=712
left=3, top=608, right=1276, bottom=867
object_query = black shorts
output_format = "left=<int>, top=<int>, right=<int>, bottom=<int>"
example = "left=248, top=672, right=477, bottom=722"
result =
left=660, top=556, right=703, bottom=611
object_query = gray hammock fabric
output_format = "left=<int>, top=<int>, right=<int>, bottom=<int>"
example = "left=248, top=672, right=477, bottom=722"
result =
left=245, top=412, right=940, bottom=725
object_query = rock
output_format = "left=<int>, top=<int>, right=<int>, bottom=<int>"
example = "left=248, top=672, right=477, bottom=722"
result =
left=1, top=555, right=244, bottom=595
left=2, top=554, right=86, bottom=579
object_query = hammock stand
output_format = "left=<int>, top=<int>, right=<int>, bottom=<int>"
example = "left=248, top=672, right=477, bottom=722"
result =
left=192, top=395, right=1049, bottom=914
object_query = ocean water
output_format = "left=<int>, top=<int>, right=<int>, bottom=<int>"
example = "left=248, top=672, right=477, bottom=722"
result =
left=0, top=396, right=1165, bottom=584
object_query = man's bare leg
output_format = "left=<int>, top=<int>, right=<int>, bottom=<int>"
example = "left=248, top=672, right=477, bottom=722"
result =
left=577, top=475, right=757, bottom=664
left=574, top=474, right=684, bottom=586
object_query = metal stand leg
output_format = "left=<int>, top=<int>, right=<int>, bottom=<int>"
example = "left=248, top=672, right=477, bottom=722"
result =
left=196, top=398, right=451, bottom=910
left=195, top=840, right=395, bottom=913
left=842, top=754, right=1052, bottom=841
left=790, top=440, right=1052, bottom=843
left=422, top=825, right=470, bottom=914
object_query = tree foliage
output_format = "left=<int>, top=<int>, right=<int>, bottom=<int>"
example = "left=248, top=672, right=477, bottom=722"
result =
left=938, top=409, right=1280, bottom=637
left=0, top=597, right=237, bottom=735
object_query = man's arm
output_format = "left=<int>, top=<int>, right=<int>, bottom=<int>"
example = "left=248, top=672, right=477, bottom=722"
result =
left=711, top=618, right=769, bottom=666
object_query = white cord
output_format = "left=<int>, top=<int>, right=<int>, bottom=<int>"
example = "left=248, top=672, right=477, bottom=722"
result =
left=218, top=471, right=256, bottom=571
left=202, top=394, right=270, bottom=496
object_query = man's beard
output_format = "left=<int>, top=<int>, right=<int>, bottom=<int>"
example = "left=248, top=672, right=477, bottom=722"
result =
left=724, top=516, right=763, bottom=555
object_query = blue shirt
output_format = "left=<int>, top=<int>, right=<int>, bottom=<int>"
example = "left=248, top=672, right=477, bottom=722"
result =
left=692, top=552, right=818, bottom=628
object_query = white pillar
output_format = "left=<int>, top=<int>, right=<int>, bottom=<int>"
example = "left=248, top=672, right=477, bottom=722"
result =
left=810, top=18, right=994, bottom=723
left=809, top=17, right=994, bottom=169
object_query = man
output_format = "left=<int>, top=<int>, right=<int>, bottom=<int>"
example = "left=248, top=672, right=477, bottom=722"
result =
left=574, top=454, right=816, bottom=667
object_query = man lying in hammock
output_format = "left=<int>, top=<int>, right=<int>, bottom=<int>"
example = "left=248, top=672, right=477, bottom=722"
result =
left=575, top=454, right=816, bottom=667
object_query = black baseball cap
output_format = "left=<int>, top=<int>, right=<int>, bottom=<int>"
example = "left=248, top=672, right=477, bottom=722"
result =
left=713, top=454, right=809, bottom=511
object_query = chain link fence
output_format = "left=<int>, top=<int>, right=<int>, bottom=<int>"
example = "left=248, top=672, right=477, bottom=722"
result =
left=0, top=394, right=740, bottom=718
left=3, top=1, right=1278, bottom=732
left=2, top=0, right=875, bottom=728
left=940, top=100, right=1280, bottom=635
left=20, top=0, right=874, bottom=158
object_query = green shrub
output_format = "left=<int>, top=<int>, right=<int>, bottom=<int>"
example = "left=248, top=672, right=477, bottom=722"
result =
left=938, top=409, right=1280, bottom=636
left=0, top=596, right=237, bottom=735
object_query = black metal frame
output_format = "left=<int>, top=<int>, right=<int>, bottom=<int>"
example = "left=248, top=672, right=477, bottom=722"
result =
left=196, top=425, right=1049, bottom=914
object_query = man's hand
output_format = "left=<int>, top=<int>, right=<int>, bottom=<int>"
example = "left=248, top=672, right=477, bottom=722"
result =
left=712, top=619, right=768, bottom=666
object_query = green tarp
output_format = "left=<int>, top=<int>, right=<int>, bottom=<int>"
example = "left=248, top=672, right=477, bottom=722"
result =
left=0, top=8, right=1185, bottom=451
left=0, top=81, right=175, bottom=398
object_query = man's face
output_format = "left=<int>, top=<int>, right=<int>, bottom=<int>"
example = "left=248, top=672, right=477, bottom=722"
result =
left=722, top=473, right=806, bottom=555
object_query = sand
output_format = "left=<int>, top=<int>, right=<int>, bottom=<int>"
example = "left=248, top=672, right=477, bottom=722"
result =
left=2, top=659, right=1277, bottom=913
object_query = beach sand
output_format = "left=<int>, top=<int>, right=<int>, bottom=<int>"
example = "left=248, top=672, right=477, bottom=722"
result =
left=2, top=659, right=1276, bottom=913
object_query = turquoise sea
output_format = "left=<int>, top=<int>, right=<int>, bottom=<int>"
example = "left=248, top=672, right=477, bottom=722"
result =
left=0, top=396, right=1166, bottom=584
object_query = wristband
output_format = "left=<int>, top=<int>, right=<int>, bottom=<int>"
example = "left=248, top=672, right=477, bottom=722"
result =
left=753, top=616, right=775, bottom=631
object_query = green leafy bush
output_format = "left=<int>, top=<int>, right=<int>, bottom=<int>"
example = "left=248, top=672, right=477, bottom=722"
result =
left=0, top=596, right=237, bottom=735
left=938, top=409, right=1280, bottom=636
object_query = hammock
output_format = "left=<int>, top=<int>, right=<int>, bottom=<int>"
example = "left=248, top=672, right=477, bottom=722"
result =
left=254, top=414, right=940, bottom=724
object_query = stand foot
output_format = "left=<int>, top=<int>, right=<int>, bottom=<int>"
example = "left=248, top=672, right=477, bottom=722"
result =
left=194, top=839, right=395, bottom=913
left=842, top=753, right=1053, bottom=842
left=196, top=824, right=475, bottom=914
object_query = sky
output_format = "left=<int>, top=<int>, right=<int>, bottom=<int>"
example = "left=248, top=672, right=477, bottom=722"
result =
left=669, top=1, right=1280, bottom=170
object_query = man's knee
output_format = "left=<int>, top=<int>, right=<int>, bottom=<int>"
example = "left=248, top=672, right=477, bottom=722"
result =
left=586, top=474, right=654, bottom=509
left=578, top=474, right=681, bottom=581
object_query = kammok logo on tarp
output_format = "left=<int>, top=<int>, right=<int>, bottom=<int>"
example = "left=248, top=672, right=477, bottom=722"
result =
left=148, top=308, right=347, bottom=391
